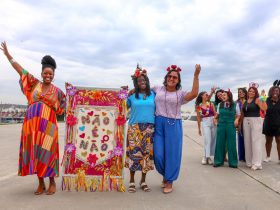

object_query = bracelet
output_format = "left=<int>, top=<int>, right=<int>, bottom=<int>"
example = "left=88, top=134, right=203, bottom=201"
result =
left=9, top=58, right=16, bottom=64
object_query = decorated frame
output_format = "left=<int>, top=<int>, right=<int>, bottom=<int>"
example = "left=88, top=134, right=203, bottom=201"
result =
left=62, top=83, right=128, bottom=192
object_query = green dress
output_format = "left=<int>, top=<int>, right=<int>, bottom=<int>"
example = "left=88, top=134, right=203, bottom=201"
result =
left=214, top=103, right=238, bottom=167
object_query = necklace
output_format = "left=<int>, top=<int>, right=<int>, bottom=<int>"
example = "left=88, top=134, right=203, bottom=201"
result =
left=165, top=88, right=178, bottom=125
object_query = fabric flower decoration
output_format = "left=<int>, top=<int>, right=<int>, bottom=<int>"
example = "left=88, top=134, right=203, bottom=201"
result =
left=92, top=91, right=103, bottom=101
left=116, top=115, right=126, bottom=126
left=114, top=146, right=123, bottom=156
left=118, top=89, right=128, bottom=99
left=66, top=85, right=77, bottom=96
left=65, top=143, right=76, bottom=153
left=134, top=69, right=141, bottom=77
left=171, top=65, right=177, bottom=69
left=66, top=115, right=77, bottom=126
left=87, top=154, right=99, bottom=165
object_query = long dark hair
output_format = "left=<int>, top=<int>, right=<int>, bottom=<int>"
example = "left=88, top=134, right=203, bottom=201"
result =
left=163, top=70, right=181, bottom=90
left=132, top=74, right=151, bottom=99
left=247, top=87, right=259, bottom=100
left=221, top=91, right=234, bottom=109
left=195, top=91, right=207, bottom=107
left=215, top=89, right=224, bottom=105
left=237, top=88, right=247, bottom=101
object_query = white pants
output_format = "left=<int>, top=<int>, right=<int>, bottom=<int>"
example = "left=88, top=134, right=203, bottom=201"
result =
left=243, top=117, right=263, bottom=167
left=202, top=116, right=216, bottom=157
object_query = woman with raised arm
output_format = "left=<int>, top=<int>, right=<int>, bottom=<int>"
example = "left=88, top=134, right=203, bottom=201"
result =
left=1, top=42, right=66, bottom=195
left=153, top=64, right=200, bottom=193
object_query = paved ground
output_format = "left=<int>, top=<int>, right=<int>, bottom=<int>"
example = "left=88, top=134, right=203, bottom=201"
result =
left=0, top=121, right=279, bottom=210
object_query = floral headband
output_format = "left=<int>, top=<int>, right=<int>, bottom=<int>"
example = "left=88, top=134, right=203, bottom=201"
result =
left=131, top=64, right=147, bottom=79
left=249, top=82, right=259, bottom=88
left=166, top=65, right=182, bottom=72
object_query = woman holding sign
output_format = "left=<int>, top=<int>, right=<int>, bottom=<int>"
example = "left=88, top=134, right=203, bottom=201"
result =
left=153, top=64, right=200, bottom=193
left=1, top=42, right=66, bottom=195
left=125, top=65, right=155, bottom=193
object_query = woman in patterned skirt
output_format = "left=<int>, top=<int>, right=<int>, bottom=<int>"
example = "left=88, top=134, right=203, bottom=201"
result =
left=1, top=42, right=66, bottom=195
left=125, top=65, right=155, bottom=193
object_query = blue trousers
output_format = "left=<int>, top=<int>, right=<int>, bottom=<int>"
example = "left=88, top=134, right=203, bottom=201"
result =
left=154, top=115, right=183, bottom=183
left=238, top=131, right=246, bottom=161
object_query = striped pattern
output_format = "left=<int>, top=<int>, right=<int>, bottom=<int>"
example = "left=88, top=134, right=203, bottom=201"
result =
left=18, top=70, right=65, bottom=177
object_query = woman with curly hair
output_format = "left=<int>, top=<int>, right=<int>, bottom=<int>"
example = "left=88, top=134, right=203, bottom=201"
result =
left=263, top=80, right=280, bottom=163
left=1, top=42, right=66, bottom=195
left=153, top=64, right=200, bottom=193
left=195, top=91, right=216, bottom=165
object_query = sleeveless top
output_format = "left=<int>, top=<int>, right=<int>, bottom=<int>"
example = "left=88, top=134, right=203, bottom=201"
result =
left=242, top=99, right=260, bottom=117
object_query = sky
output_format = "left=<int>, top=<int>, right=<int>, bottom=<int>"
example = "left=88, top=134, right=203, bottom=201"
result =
left=0, top=0, right=279, bottom=111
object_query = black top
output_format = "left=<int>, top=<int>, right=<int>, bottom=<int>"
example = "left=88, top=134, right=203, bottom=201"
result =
left=264, top=98, right=280, bottom=127
left=242, top=99, right=260, bottom=117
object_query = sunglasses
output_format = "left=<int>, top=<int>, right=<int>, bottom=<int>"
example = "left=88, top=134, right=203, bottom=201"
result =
left=167, top=75, right=178, bottom=80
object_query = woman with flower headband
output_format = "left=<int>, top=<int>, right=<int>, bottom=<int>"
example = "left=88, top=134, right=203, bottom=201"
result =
left=0, top=42, right=66, bottom=195
left=125, top=65, right=155, bottom=193
left=263, top=80, right=280, bottom=163
left=240, top=83, right=267, bottom=170
left=153, top=64, right=200, bottom=193
left=214, top=90, right=240, bottom=168
left=236, top=87, right=247, bottom=162
left=195, top=91, right=216, bottom=165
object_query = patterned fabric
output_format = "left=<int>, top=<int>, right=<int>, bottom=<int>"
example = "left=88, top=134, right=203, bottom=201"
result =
left=197, top=102, right=215, bottom=118
left=125, top=123, right=154, bottom=173
left=18, top=69, right=66, bottom=177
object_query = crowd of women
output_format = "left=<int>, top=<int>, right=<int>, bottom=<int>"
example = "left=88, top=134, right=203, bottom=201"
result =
left=195, top=82, right=280, bottom=171
left=1, top=41, right=279, bottom=196
left=1, top=41, right=200, bottom=195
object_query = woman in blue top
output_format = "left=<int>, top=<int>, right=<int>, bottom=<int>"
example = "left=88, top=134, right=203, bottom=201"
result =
left=125, top=65, right=155, bottom=193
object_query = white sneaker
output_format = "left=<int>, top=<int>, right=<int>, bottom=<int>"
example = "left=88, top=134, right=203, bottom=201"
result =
left=251, top=165, right=262, bottom=170
left=201, top=157, right=207, bottom=165
left=263, top=157, right=271, bottom=162
left=207, top=158, right=213, bottom=165
left=246, top=163, right=252, bottom=168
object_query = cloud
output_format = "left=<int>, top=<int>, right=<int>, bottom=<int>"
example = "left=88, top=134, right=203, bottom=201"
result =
left=0, top=0, right=279, bottom=111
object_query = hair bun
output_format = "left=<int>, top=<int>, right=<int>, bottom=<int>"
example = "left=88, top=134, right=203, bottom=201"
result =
left=41, top=55, right=56, bottom=69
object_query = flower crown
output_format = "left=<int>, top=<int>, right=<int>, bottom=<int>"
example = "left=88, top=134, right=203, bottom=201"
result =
left=166, top=65, right=182, bottom=72
left=249, top=82, right=259, bottom=88
left=131, top=64, right=147, bottom=79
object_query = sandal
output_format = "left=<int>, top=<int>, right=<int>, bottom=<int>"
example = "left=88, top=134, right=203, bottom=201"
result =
left=163, top=187, right=173, bottom=194
left=34, top=185, right=46, bottom=195
left=46, top=183, right=56, bottom=195
left=128, top=182, right=136, bottom=193
left=163, top=182, right=173, bottom=194
left=140, top=182, right=151, bottom=192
